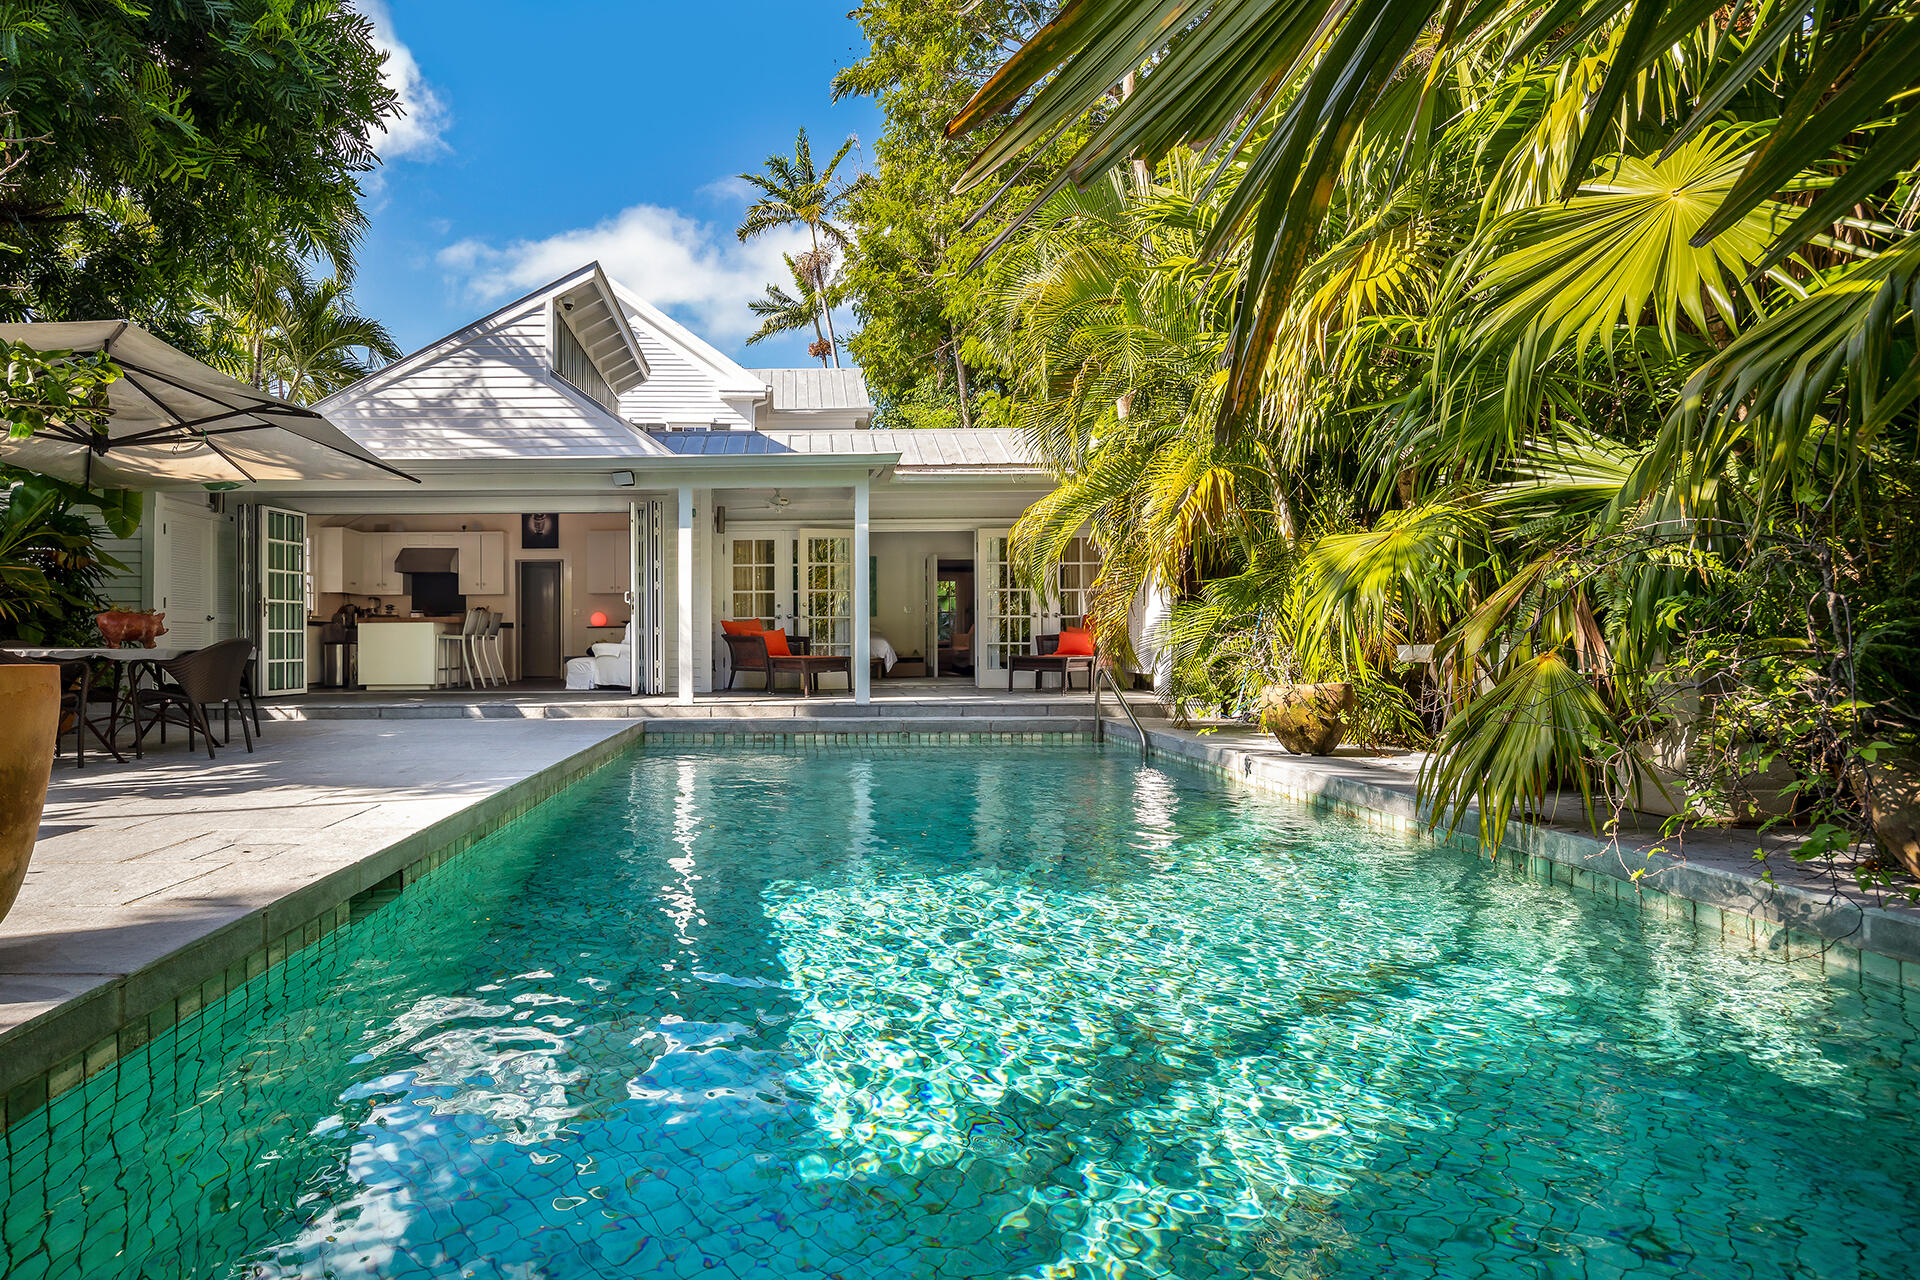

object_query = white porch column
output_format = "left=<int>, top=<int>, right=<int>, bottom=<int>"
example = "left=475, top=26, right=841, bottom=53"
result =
left=852, top=474, right=871, bottom=705
left=677, top=484, right=695, bottom=706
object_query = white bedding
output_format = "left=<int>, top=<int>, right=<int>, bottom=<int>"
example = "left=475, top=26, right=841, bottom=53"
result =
left=565, top=620, right=634, bottom=690
left=872, top=634, right=898, bottom=672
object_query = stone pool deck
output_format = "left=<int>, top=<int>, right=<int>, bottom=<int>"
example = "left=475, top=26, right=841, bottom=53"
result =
left=0, top=719, right=640, bottom=1124
left=1137, top=722, right=1920, bottom=990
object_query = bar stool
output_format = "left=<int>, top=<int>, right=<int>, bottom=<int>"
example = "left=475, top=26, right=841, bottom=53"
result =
left=478, top=610, right=507, bottom=686
left=437, top=609, right=485, bottom=689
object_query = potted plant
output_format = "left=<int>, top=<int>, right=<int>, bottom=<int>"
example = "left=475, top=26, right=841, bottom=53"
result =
left=1259, top=681, right=1354, bottom=755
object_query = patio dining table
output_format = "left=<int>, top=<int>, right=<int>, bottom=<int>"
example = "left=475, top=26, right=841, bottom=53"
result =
left=2, top=646, right=189, bottom=765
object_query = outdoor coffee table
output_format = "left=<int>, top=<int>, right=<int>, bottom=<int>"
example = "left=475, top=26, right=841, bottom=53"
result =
left=2, top=646, right=189, bottom=764
left=765, top=653, right=852, bottom=697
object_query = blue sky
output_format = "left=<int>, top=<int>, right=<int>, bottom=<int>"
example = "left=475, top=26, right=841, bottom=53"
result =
left=353, top=1, right=882, bottom=368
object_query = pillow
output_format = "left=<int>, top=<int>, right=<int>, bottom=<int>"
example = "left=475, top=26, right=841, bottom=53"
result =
left=1054, top=627, right=1096, bottom=656
left=590, top=642, right=631, bottom=658
left=761, top=629, right=791, bottom=657
left=721, top=618, right=765, bottom=636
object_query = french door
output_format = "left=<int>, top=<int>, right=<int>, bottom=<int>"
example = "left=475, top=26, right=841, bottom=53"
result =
left=974, top=527, right=1036, bottom=689
left=799, top=529, right=854, bottom=656
left=629, top=498, right=665, bottom=694
left=257, top=505, right=308, bottom=695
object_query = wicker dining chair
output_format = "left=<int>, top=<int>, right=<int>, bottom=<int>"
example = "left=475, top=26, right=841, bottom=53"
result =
left=134, top=638, right=256, bottom=759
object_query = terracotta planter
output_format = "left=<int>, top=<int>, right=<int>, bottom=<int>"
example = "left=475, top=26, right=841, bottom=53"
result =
left=1864, top=749, right=1920, bottom=878
left=0, top=664, right=59, bottom=925
left=1258, top=682, right=1353, bottom=755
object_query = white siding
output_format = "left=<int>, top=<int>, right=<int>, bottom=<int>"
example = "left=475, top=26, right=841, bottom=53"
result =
left=92, top=498, right=149, bottom=610
left=324, top=308, right=662, bottom=461
left=616, top=304, right=754, bottom=431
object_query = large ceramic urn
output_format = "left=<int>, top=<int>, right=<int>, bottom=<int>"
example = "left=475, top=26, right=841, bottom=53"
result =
left=0, top=663, right=58, bottom=925
left=1258, top=681, right=1354, bottom=755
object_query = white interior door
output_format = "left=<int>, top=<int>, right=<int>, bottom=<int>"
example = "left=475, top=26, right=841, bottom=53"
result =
left=800, top=529, right=854, bottom=656
left=974, top=527, right=1036, bottom=690
left=258, top=505, right=308, bottom=694
left=158, top=498, right=219, bottom=650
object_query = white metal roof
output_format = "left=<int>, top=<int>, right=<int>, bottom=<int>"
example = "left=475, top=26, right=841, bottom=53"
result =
left=648, top=428, right=1042, bottom=472
left=747, top=368, right=875, bottom=414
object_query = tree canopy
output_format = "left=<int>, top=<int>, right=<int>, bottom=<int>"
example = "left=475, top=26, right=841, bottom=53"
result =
left=947, top=1, right=1920, bottom=883
left=0, top=0, right=397, bottom=353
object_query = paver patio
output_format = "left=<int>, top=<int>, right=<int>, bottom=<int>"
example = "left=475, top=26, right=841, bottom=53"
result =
left=0, top=719, right=637, bottom=1086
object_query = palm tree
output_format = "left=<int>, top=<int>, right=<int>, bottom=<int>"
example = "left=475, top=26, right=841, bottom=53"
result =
left=951, top=1, right=1920, bottom=435
left=961, top=7, right=1920, bottom=871
left=266, top=274, right=400, bottom=402
left=747, top=252, right=839, bottom=366
left=737, top=127, right=859, bottom=367
left=212, top=258, right=398, bottom=403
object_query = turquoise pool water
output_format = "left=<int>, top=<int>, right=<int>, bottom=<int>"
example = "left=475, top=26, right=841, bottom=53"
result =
left=3, top=744, right=1918, bottom=1279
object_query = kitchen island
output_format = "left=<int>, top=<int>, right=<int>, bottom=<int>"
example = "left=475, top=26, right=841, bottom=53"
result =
left=356, top=616, right=469, bottom=691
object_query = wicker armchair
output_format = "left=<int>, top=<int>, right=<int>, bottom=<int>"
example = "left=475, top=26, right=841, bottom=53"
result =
left=722, top=631, right=812, bottom=690
left=135, top=638, right=256, bottom=758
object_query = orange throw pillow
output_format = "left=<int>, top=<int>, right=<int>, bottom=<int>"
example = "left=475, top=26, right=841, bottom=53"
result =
left=1054, top=628, right=1096, bottom=656
left=721, top=618, right=765, bottom=636
left=761, top=629, right=791, bottom=657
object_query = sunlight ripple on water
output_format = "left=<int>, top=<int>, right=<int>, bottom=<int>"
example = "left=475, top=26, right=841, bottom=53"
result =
left=2, top=744, right=1917, bottom=1279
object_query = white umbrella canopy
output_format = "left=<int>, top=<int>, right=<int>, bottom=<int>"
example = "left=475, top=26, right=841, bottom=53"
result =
left=0, top=320, right=417, bottom=487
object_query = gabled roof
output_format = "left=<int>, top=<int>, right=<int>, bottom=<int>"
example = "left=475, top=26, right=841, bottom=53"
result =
left=607, top=280, right=763, bottom=398
left=315, top=264, right=674, bottom=462
left=321, top=263, right=646, bottom=409
left=748, top=368, right=874, bottom=415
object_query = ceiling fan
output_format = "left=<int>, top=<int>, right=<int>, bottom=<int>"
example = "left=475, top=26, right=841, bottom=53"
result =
left=765, top=489, right=792, bottom=510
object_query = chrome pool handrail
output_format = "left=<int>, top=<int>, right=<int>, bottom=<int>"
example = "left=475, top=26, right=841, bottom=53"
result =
left=1092, top=661, right=1149, bottom=763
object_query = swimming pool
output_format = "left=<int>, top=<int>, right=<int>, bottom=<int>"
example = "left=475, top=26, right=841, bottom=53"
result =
left=3, top=743, right=1917, bottom=1279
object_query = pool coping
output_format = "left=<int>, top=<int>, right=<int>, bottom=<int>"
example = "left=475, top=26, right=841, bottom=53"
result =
left=1138, top=723, right=1920, bottom=993
left=0, top=722, right=646, bottom=1130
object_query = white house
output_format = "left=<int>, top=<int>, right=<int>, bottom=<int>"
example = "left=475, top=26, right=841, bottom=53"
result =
left=89, top=262, right=1123, bottom=704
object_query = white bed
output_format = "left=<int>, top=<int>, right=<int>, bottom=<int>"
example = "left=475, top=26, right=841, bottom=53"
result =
left=565, top=620, right=634, bottom=690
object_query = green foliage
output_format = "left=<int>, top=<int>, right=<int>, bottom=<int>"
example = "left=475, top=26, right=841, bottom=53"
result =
left=954, top=1, right=1920, bottom=892
left=0, top=468, right=132, bottom=644
left=834, top=0, right=1089, bottom=425
left=0, top=0, right=397, bottom=349
left=747, top=253, right=842, bottom=365
left=1, top=339, right=118, bottom=439
left=953, top=0, right=1919, bottom=436
left=208, top=255, right=400, bottom=402
left=736, top=129, right=858, bottom=369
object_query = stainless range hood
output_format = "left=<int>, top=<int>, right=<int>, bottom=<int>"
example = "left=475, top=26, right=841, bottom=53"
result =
left=393, top=547, right=458, bottom=574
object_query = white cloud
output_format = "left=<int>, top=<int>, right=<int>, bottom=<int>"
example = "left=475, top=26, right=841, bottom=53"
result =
left=437, top=204, right=814, bottom=342
left=698, top=175, right=755, bottom=205
left=354, top=0, right=451, bottom=160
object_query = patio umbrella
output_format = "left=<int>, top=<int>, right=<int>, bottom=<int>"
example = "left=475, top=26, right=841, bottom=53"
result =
left=0, top=320, right=417, bottom=487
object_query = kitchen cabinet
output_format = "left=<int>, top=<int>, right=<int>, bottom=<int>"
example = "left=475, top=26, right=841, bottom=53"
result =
left=314, top=527, right=363, bottom=593
left=585, top=529, right=630, bottom=595
left=361, top=533, right=405, bottom=597
left=457, top=531, right=506, bottom=595
left=322, top=528, right=507, bottom=600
